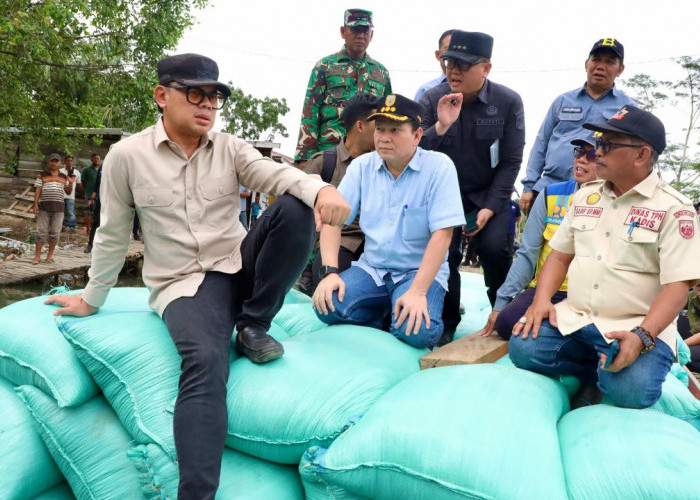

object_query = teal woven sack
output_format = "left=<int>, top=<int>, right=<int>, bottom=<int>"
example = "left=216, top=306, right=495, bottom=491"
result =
left=300, top=364, right=570, bottom=500
left=649, top=368, right=700, bottom=430
left=0, top=287, right=150, bottom=406
left=58, top=310, right=180, bottom=460
left=559, top=405, right=700, bottom=499
left=0, top=376, right=62, bottom=499
left=16, top=386, right=144, bottom=499
left=33, top=483, right=76, bottom=500
left=128, top=443, right=304, bottom=499
left=226, top=325, right=426, bottom=464
left=455, top=271, right=492, bottom=339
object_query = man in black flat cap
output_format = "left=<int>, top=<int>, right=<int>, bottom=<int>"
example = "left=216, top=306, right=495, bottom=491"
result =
left=419, top=30, right=526, bottom=345
left=46, top=53, right=350, bottom=499
left=511, top=106, right=700, bottom=410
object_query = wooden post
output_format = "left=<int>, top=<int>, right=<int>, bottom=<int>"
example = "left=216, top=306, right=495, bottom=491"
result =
left=420, top=334, right=508, bottom=370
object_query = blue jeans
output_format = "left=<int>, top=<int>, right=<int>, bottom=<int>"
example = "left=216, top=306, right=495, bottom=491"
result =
left=63, top=199, right=76, bottom=228
left=509, top=320, right=674, bottom=409
left=315, top=266, right=445, bottom=348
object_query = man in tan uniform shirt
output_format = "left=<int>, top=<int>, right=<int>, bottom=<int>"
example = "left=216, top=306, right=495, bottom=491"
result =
left=304, top=92, right=377, bottom=289
left=511, top=106, right=700, bottom=409
left=45, top=53, right=350, bottom=499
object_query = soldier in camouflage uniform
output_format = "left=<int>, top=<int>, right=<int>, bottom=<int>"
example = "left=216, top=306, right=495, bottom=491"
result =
left=294, top=8, right=391, bottom=165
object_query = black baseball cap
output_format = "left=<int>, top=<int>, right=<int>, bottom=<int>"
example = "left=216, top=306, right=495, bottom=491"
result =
left=442, top=30, right=493, bottom=64
left=589, top=38, right=624, bottom=62
left=157, top=53, right=231, bottom=97
left=570, top=131, right=601, bottom=148
left=367, top=94, right=422, bottom=124
left=583, top=105, right=666, bottom=154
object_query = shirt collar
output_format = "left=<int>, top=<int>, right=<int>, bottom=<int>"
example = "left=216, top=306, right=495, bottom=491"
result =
left=601, top=171, right=659, bottom=199
left=337, top=139, right=354, bottom=162
left=338, top=46, right=367, bottom=62
left=579, top=82, right=619, bottom=98
left=154, top=117, right=214, bottom=150
left=475, top=79, right=490, bottom=104
left=373, top=147, right=422, bottom=172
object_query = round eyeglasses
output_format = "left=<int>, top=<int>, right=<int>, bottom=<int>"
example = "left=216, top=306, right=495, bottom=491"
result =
left=165, top=84, right=228, bottom=109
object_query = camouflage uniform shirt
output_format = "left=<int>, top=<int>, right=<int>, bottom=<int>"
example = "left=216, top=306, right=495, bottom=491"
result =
left=295, top=46, right=391, bottom=162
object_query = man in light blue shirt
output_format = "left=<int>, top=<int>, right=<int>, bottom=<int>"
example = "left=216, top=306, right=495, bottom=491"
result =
left=414, top=29, right=454, bottom=102
left=313, top=94, right=465, bottom=348
left=520, top=38, right=635, bottom=214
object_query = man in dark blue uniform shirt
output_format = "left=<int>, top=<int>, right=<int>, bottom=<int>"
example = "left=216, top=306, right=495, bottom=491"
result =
left=419, top=30, right=525, bottom=344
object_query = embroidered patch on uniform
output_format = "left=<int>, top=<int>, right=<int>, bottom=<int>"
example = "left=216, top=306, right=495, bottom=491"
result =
left=611, top=107, right=629, bottom=120
left=586, top=193, right=601, bottom=205
left=385, top=95, right=396, bottom=106
left=486, top=105, right=498, bottom=116
left=679, top=220, right=695, bottom=239
left=673, top=209, right=695, bottom=218
left=477, top=118, right=504, bottom=126
left=574, top=206, right=603, bottom=217
left=561, top=107, right=583, bottom=113
left=623, top=206, right=666, bottom=232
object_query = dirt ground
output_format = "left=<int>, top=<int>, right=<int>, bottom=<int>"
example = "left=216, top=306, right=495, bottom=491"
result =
left=0, top=214, right=91, bottom=255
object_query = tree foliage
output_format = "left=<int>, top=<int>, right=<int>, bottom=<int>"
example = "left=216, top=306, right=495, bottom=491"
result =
left=622, top=57, right=700, bottom=201
left=220, top=84, right=290, bottom=141
left=0, top=0, right=207, bottom=156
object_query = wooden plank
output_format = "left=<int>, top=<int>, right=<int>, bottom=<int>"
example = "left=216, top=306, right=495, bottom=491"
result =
left=420, top=334, right=509, bottom=370
left=684, top=366, right=700, bottom=401
left=13, top=194, right=35, bottom=202
left=0, top=209, right=35, bottom=219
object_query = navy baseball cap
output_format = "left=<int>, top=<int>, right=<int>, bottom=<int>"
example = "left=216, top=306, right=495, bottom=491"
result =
left=590, top=38, right=624, bottom=62
left=442, top=30, right=493, bottom=64
left=570, top=131, right=601, bottom=148
left=583, top=106, right=666, bottom=154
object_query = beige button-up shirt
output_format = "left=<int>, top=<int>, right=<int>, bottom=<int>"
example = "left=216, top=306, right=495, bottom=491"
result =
left=550, top=173, right=700, bottom=352
left=83, top=119, right=327, bottom=316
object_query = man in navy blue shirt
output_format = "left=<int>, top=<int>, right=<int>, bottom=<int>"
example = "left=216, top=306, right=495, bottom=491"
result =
left=419, top=30, right=525, bottom=344
left=520, top=38, right=635, bottom=214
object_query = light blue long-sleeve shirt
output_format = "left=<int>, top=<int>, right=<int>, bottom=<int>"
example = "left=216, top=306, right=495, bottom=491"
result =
left=522, top=83, right=635, bottom=194
left=414, top=74, right=447, bottom=102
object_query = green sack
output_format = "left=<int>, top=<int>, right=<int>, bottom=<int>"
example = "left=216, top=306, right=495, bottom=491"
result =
left=300, top=364, right=570, bottom=500
left=559, top=405, right=700, bottom=500
left=650, top=368, right=700, bottom=430
left=58, top=310, right=180, bottom=460
left=16, top=386, right=144, bottom=499
left=0, top=376, right=62, bottom=499
left=33, top=483, right=76, bottom=500
left=455, top=271, right=492, bottom=340
left=227, top=325, right=426, bottom=464
left=0, top=287, right=150, bottom=407
left=128, top=443, right=304, bottom=499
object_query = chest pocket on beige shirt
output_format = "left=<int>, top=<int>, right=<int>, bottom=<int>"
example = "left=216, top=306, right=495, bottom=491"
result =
left=199, top=173, right=238, bottom=228
left=570, top=217, right=600, bottom=257
left=613, top=229, right=659, bottom=273
left=133, top=187, right=175, bottom=234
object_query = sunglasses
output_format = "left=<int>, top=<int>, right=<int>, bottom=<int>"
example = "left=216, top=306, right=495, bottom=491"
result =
left=164, top=84, right=228, bottom=109
left=595, top=139, right=644, bottom=154
left=444, top=58, right=482, bottom=72
left=573, top=147, right=596, bottom=161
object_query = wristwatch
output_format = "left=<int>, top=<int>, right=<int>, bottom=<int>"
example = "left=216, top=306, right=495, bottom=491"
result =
left=631, top=326, right=656, bottom=354
left=318, top=265, right=339, bottom=279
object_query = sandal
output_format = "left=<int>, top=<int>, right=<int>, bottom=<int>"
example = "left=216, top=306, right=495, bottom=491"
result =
left=45, top=258, right=55, bottom=264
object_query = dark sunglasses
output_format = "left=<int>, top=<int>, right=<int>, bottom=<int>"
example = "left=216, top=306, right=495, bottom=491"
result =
left=573, top=146, right=597, bottom=161
left=444, top=58, right=481, bottom=72
left=164, top=84, right=228, bottom=109
left=595, top=139, right=644, bottom=154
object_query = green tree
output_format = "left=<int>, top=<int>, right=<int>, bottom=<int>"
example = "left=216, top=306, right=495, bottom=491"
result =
left=0, top=0, right=207, bottom=156
left=622, top=57, right=700, bottom=200
left=220, top=84, right=290, bottom=141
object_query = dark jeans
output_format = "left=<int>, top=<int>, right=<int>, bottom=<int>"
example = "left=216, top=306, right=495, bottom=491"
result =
left=162, top=195, right=314, bottom=499
left=87, top=200, right=101, bottom=246
left=495, top=288, right=567, bottom=340
left=444, top=207, right=512, bottom=333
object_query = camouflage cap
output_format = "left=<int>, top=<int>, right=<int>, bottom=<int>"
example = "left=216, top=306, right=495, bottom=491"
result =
left=344, top=9, right=373, bottom=27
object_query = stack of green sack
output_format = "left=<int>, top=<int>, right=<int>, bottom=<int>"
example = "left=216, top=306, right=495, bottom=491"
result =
left=1, top=271, right=699, bottom=499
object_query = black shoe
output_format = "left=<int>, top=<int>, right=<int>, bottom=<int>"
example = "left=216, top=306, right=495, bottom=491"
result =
left=84, top=245, right=92, bottom=253
left=570, top=383, right=603, bottom=410
left=435, top=329, right=455, bottom=348
left=133, top=233, right=141, bottom=241
left=235, top=326, right=284, bottom=363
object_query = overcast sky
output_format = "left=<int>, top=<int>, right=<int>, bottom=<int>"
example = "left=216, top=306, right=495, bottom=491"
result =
left=176, top=0, right=700, bottom=188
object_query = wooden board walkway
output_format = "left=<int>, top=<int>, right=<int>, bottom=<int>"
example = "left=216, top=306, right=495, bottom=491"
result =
left=0, top=241, right=144, bottom=285
left=420, top=333, right=508, bottom=369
